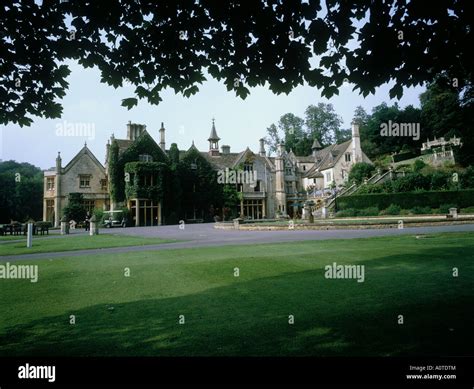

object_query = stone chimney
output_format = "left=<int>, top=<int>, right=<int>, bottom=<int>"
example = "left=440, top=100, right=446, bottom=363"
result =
left=221, top=145, right=230, bottom=154
left=55, top=151, right=62, bottom=173
left=259, top=138, right=266, bottom=157
left=159, top=122, right=166, bottom=151
left=127, top=122, right=145, bottom=141
left=277, top=142, right=286, bottom=156
left=351, top=122, right=362, bottom=163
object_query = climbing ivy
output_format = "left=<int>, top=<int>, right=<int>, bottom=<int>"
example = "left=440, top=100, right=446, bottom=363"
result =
left=124, top=162, right=169, bottom=200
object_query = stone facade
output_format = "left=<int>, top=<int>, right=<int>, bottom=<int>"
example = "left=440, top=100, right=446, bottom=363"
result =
left=44, top=121, right=371, bottom=223
left=43, top=144, right=108, bottom=227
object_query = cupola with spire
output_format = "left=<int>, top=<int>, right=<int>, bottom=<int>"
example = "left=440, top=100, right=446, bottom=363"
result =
left=311, top=138, right=322, bottom=157
left=208, top=118, right=220, bottom=156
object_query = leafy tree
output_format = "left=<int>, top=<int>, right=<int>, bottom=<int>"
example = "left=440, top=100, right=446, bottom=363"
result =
left=222, top=184, right=240, bottom=220
left=419, top=76, right=473, bottom=166
left=304, top=103, right=343, bottom=147
left=348, top=162, right=376, bottom=185
left=0, top=160, right=43, bottom=223
left=1, top=1, right=471, bottom=126
left=360, top=103, right=421, bottom=159
left=63, top=193, right=87, bottom=222
left=266, top=103, right=344, bottom=156
left=334, top=128, right=351, bottom=144
left=265, top=113, right=306, bottom=155
left=352, top=106, right=370, bottom=127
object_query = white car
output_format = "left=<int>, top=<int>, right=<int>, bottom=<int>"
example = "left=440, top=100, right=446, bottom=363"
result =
left=103, top=211, right=127, bottom=228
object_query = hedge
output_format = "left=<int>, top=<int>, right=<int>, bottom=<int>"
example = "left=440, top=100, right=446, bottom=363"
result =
left=337, top=189, right=474, bottom=210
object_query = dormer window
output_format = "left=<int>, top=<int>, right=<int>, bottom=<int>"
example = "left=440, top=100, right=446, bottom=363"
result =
left=139, top=154, right=153, bottom=162
left=243, top=162, right=253, bottom=172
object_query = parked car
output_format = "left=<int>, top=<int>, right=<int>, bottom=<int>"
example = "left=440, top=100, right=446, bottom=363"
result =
left=103, top=210, right=127, bottom=228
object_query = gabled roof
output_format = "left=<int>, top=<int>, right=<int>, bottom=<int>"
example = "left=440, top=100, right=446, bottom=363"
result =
left=313, top=140, right=352, bottom=171
left=63, top=144, right=105, bottom=174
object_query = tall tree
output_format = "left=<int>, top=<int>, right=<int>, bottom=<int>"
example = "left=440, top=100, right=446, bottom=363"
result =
left=0, top=160, right=43, bottom=223
left=265, top=113, right=305, bottom=155
left=304, top=103, right=343, bottom=147
left=1, top=0, right=471, bottom=126
left=420, top=76, right=474, bottom=165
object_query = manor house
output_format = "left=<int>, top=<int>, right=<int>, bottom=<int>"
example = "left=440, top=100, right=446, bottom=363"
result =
left=43, top=120, right=371, bottom=226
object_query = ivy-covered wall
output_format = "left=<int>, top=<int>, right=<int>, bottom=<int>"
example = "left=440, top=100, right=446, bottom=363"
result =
left=108, top=136, right=239, bottom=224
left=177, top=146, right=224, bottom=221
left=109, top=132, right=168, bottom=203
left=124, top=161, right=169, bottom=200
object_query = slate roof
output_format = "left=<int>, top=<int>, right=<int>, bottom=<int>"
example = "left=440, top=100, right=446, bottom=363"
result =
left=303, top=140, right=352, bottom=178
left=63, top=145, right=105, bottom=173
left=314, top=140, right=351, bottom=170
left=115, top=139, right=133, bottom=153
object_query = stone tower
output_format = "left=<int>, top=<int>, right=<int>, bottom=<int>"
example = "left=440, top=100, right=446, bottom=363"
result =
left=275, top=142, right=287, bottom=216
left=54, top=151, right=62, bottom=227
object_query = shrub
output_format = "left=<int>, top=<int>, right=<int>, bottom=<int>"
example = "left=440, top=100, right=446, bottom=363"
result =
left=430, top=171, right=451, bottom=190
left=381, top=204, right=401, bottom=215
left=338, top=189, right=474, bottom=211
left=348, top=162, right=376, bottom=185
left=413, top=159, right=426, bottom=172
left=336, top=209, right=358, bottom=217
left=461, top=206, right=474, bottom=214
left=62, top=193, right=87, bottom=222
left=410, top=206, right=432, bottom=215
left=357, top=207, right=379, bottom=216
left=93, top=208, right=104, bottom=223
left=391, top=173, right=431, bottom=192
left=460, top=166, right=474, bottom=189
left=356, top=184, right=384, bottom=194
left=438, top=203, right=458, bottom=214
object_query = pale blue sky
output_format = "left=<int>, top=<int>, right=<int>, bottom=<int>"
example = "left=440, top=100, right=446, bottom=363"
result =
left=0, top=60, right=425, bottom=170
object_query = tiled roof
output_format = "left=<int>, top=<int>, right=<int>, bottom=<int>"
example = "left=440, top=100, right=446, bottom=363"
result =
left=115, top=139, right=133, bottom=153
left=313, top=140, right=351, bottom=171
left=296, top=156, right=315, bottom=163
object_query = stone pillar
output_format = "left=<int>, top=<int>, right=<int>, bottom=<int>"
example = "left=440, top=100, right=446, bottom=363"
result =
left=449, top=208, right=458, bottom=219
left=54, top=152, right=62, bottom=228
left=158, top=201, right=162, bottom=225
left=233, top=218, right=243, bottom=230
left=262, top=198, right=266, bottom=218
left=26, top=223, right=33, bottom=248
left=60, top=216, right=69, bottom=235
left=89, top=215, right=99, bottom=235
left=135, top=199, right=140, bottom=226
left=321, top=207, right=328, bottom=219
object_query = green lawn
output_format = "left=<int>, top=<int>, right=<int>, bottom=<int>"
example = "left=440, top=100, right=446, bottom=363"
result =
left=0, top=234, right=59, bottom=241
left=0, top=232, right=473, bottom=356
left=0, top=234, right=177, bottom=256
